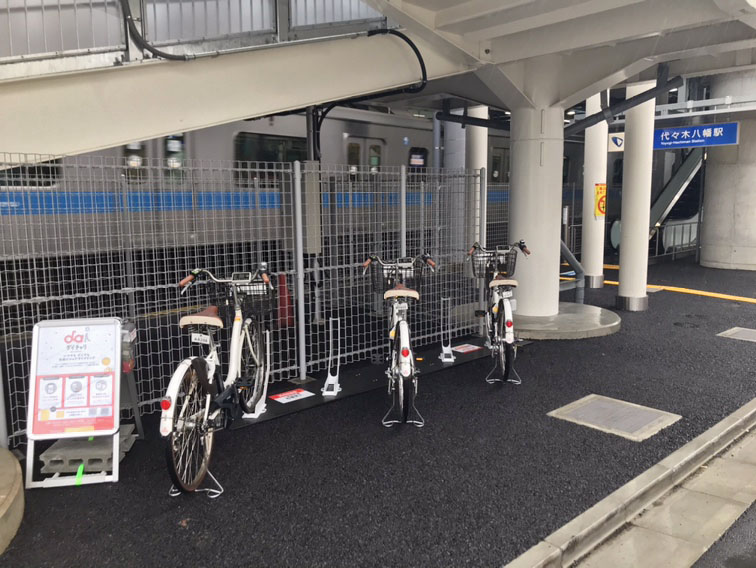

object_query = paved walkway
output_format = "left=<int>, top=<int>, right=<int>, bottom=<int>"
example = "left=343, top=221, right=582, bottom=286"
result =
left=576, top=429, right=756, bottom=567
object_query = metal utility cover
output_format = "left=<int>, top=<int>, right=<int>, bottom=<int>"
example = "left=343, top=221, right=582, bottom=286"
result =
left=717, top=327, right=756, bottom=343
left=548, top=394, right=681, bottom=442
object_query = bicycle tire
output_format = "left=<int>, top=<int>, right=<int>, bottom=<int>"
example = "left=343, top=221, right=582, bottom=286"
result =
left=393, top=327, right=405, bottom=422
left=402, top=378, right=413, bottom=423
left=497, top=301, right=514, bottom=382
left=239, top=322, right=265, bottom=414
left=165, top=362, right=214, bottom=492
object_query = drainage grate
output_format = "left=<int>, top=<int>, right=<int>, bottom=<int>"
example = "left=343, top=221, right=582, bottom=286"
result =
left=717, top=327, right=756, bottom=343
left=548, top=394, right=681, bottom=442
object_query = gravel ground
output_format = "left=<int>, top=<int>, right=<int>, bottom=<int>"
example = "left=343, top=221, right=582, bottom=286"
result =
left=4, top=259, right=756, bottom=567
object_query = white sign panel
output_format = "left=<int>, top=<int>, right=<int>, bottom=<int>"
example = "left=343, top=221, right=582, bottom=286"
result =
left=28, top=318, right=121, bottom=440
left=608, top=133, right=625, bottom=152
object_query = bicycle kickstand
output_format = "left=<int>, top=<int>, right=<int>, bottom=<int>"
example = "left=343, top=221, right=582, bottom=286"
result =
left=405, top=378, right=425, bottom=428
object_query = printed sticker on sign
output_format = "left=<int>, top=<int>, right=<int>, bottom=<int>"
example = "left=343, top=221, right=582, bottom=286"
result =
left=269, top=388, right=316, bottom=404
left=452, top=344, right=484, bottom=354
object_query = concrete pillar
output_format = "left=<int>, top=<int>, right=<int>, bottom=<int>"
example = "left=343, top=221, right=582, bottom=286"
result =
left=466, top=105, right=488, bottom=247
left=444, top=111, right=466, bottom=250
left=617, top=81, right=655, bottom=311
left=581, top=93, right=609, bottom=288
left=509, top=107, right=564, bottom=317
left=700, top=70, right=756, bottom=270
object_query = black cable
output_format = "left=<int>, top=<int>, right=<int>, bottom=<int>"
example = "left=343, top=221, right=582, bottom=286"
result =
left=314, top=28, right=428, bottom=159
left=119, top=0, right=195, bottom=61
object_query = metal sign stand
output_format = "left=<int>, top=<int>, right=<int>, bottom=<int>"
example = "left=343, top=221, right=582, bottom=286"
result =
left=322, top=318, right=342, bottom=397
left=438, top=297, right=456, bottom=363
left=242, top=330, right=272, bottom=419
left=25, top=318, right=122, bottom=489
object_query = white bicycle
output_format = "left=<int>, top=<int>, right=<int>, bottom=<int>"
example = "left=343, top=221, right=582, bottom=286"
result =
left=362, top=253, right=436, bottom=427
left=468, top=241, right=530, bottom=384
left=159, top=265, right=274, bottom=495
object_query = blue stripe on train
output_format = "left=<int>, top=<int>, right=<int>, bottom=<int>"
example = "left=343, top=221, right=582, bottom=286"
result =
left=1, top=189, right=515, bottom=214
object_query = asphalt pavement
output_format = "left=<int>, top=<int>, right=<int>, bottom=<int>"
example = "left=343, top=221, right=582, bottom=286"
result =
left=3, top=258, right=756, bottom=567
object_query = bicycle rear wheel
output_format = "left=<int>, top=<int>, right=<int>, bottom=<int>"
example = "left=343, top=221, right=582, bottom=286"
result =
left=496, top=303, right=514, bottom=382
left=165, top=362, right=214, bottom=492
left=239, top=322, right=266, bottom=414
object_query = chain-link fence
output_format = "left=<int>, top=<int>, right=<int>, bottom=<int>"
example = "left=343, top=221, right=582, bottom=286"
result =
left=1, top=155, right=486, bottom=447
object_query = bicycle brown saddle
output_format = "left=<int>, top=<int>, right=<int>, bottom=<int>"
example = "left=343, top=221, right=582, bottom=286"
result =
left=384, top=282, right=420, bottom=301
left=179, top=305, right=224, bottom=328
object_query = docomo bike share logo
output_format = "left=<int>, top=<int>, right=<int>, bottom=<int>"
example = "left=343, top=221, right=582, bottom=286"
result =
left=64, top=328, right=91, bottom=344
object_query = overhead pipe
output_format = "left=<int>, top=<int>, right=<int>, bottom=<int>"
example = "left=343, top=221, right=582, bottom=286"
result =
left=565, top=75, right=683, bottom=138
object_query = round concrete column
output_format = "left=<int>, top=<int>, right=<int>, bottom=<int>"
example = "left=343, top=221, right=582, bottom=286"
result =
left=466, top=106, right=488, bottom=246
left=617, top=81, right=655, bottom=311
left=581, top=93, right=609, bottom=288
left=701, top=70, right=756, bottom=270
left=509, top=107, right=564, bottom=317
left=444, top=111, right=466, bottom=249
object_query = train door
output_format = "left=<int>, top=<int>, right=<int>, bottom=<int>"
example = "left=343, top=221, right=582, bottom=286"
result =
left=345, top=137, right=384, bottom=173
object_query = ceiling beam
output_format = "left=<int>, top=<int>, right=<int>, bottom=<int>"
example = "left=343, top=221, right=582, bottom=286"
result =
left=459, top=0, right=645, bottom=41
left=489, top=0, right=730, bottom=64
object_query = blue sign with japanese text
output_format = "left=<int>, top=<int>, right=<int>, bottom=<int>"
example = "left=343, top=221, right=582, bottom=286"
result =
left=654, top=122, right=739, bottom=150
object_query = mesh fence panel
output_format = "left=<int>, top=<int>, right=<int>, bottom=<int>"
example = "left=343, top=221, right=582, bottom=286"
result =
left=304, top=165, right=479, bottom=372
left=1, top=157, right=487, bottom=447
left=0, top=154, right=297, bottom=446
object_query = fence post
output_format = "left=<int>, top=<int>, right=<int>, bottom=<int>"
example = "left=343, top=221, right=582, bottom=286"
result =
left=479, top=168, right=487, bottom=337
left=0, top=363, right=8, bottom=448
left=293, top=161, right=307, bottom=382
left=400, top=165, right=407, bottom=257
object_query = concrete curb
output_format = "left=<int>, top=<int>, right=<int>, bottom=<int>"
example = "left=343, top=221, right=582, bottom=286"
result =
left=505, top=397, right=756, bottom=568
left=0, top=448, right=24, bottom=556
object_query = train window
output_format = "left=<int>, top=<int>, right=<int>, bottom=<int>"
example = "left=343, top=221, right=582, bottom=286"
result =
left=612, top=158, right=624, bottom=184
left=234, top=133, right=307, bottom=185
left=408, top=147, right=428, bottom=168
left=369, top=145, right=381, bottom=172
left=234, top=133, right=307, bottom=164
left=347, top=143, right=361, bottom=171
left=164, top=135, right=185, bottom=180
left=124, top=141, right=147, bottom=183
left=0, top=159, right=61, bottom=187
left=490, top=147, right=509, bottom=183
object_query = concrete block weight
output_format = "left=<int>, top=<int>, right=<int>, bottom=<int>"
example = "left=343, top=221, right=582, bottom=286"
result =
left=40, top=424, right=137, bottom=474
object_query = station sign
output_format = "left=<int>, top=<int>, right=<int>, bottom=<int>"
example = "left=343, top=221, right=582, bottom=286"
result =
left=594, top=184, right=607, bottom=217
left=28, top=318, right=121, bottom=440
left=653, top=122, right=738, bottom=150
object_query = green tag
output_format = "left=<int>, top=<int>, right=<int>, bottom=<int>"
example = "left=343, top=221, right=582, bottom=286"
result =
left=75, top=464, right=85, bottom=486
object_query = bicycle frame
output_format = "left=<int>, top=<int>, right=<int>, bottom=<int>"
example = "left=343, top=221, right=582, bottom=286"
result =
left=160, top=270, right=271, bottom=437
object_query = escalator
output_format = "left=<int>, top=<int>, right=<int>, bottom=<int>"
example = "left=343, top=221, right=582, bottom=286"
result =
left=609, top=147, right=704, bottom=250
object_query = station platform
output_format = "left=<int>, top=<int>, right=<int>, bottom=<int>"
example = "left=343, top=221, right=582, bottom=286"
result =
left=2, top=258, right=756, bottom=567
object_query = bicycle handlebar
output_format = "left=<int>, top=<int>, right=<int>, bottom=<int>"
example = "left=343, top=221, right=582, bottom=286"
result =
left=468, top=240, right=532, bottom=256
left=362, top=253, right=437, bottom=275
left=178, top=266, right=274, bottom=290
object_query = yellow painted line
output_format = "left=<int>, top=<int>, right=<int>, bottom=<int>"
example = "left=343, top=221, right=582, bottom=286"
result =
left=574, top=278, right=756, bottom=305
left=604, top=264, right=620, bottom=270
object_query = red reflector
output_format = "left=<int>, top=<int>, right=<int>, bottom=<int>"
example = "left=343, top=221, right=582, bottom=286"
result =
left=160, top=397, right=171, bottom=411
left=401, top=347, right=410, bottom=358
left=506, top=320, right=514, bottom=328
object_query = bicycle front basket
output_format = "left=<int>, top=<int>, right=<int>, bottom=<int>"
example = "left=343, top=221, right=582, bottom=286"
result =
left=471, top=250, right=495, bottom=278
left=496, top=248, right=518, bottom=277
left=238, top=280, right=276, bottom=318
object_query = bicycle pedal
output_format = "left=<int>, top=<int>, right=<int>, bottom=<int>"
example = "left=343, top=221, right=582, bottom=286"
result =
left=474, top=310, right=486, bottom=318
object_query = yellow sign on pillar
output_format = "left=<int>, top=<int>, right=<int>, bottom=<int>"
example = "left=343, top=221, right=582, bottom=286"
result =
left=594, top=183, right=607, bottom=218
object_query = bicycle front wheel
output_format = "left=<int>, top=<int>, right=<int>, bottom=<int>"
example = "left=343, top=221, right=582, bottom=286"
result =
left=165, top=362, right=214, bottom=492
left=496, top=304, right=514, bottom=382
left=239, top=322, right=266, bottom=414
